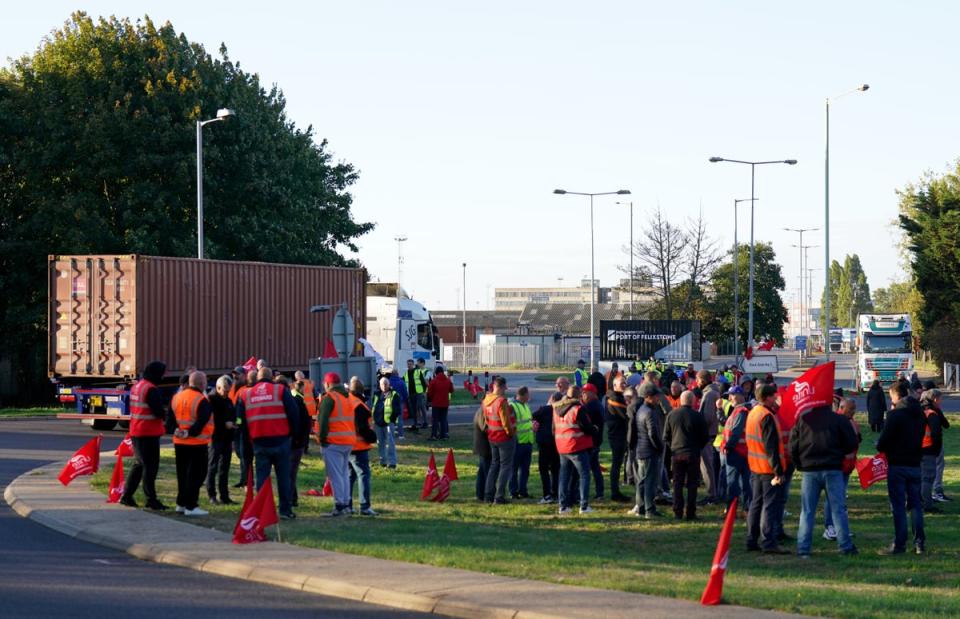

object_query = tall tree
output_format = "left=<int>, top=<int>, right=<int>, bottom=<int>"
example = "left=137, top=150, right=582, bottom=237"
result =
left=821, top=254, right=872, bottom=327
left=631, top=205, right=686, bottom=319
left=677, top=209, right=722, bottom=318
left=0, top=13, right=373, bottom=403
left=873, top=280, right=925, bottom=338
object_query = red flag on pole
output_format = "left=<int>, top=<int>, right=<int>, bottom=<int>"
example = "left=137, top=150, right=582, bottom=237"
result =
left=58, top=435, right=102, bottom=486
left=322, top=339, right=339, bottom=359
left=776, top=361, right=835, bottom=431
left=701, top=497, right=738, bottom=605
left=443, top=448, right=459, bottom=481
left=115, top=434, right=134, bottom=458
left=856, top=453, right=889, bottom=489
left=421, top=452, right=440, bottom=500
left=106, top=454, right=125, bottom=503
left=431, top=474, right=451, bottom=503
left=242, top=356, right=258, bottom=372
left=232, top=466, right=255, bottom=538
left=233, top=476, right=279, bottom=544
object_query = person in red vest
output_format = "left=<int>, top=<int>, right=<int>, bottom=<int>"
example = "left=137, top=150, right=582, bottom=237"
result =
left=120, top=361, right=169, bottom=510
left=236, top=366, right=300, bottom=520
left=317, top=372, right=357, bottom=516
left=720, top=386, right=751, bottom=510
left=427, top=366, right=454, bottom=441
left=171, top=371, right=214, bottom=516
left=483, top=376, right=517, bottom=504
left=347, top=377, right=379, bottom=516
left=553, top=385, right=597, bottom=515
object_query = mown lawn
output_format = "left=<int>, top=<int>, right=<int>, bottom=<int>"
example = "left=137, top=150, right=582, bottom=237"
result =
left=92, top=414, right=960, bottom=618
left=0, top=407, right=62, bottom=418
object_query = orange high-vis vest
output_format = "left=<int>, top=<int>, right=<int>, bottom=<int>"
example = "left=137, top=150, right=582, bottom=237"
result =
left=172, top=388, right=213, bottom=446
left=348, top=393, right=373, bottom=452
left=666, top=395, right=682, bottom=410
left=483, top=395, right=514, bottom=443
left=745, top=404, right=785, bottom=475
left=553, top=404, right=594, bottom=454
left=922, top=408, right=936, bottom=449
left=243, top=382, right=290, bottom=439
left=229, top=382, right=247, bottom=405
left=302, top=379, right=318, bottom=418
left=323, top=391, right=356, bottom=445
left=129, top=379, right=165, bottom=437
left=720, top=405, right=749, bottom=458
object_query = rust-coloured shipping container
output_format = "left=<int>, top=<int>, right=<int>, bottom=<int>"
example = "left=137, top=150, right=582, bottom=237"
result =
left=48, top=255, right=366, bottom=380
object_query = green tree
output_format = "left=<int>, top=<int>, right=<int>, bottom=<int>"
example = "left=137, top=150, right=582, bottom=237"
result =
left=0, top=13, right=372, bottom=403
left=821, top=254, right=872, bottom=327
left=873, top=280, right=925, bottom=338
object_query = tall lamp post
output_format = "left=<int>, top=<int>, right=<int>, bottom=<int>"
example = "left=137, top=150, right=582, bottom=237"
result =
left=616, top=201, right=634, bottom=320
left=797, top=244, right=820, bottom=336
left=785, top=227, right=819, bottom=340
left=196, top=108, right=236, bottom=259
left=825, top=83, right=869, bottom=361
left=732, top=198, right=757, bottom=359
left=709, top=157, right=797, bottom=345
left=553, top=188, right=632, bottom=372
left=462, top=262, right=467, bottom=372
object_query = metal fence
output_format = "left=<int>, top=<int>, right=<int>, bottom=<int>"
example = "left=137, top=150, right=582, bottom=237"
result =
left=944, top=363, right=960, bottom=391
left=444, top=344, right=542, bottom=369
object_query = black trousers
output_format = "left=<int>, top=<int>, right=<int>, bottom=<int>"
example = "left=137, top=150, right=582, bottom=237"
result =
left=206, top=438, right=233, bottom=500
left=537, top=440, right=560, bottom=498
left=672, top=453, right=700, bottom=519
left=124, top=436, right=160, bottom=502
left=609, top=438, right=627, bottom=497
left=175, top=444, right=208, bottom=510
left=234, top=432, right=253, bottom=484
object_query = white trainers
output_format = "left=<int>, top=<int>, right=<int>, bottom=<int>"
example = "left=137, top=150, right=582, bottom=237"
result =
left=558, top=507, right=572, bottom=515
left=579, top=506, right=594, bottom=515
left=627, top=505, right=640, bottom=516
left=823, top=525, right=838, bottom=541
left=184, top=507, right=209, bottom=517
left=175, top=505, right=186, bottom=514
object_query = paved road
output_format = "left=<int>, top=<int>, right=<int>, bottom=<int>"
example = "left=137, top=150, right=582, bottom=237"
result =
left=0, top=418, right=429, bottom=619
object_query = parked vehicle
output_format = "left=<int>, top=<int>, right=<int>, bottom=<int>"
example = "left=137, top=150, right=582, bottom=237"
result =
left=364, top=283, right=440, bottom=372
left=855, top=313, right=914, bottom=392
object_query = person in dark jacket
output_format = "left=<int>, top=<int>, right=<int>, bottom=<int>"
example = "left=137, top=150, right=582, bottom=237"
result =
left=532, top=396, right=560, bottom=503
left=866, top=380, right=887, bottom=432
left=472, top=406, right=491, bottom=501
left=789, top=404, right=859, bottom=557
left=348, top=377, right=379, bottom=516
left=605, top=376, right=631, bottom=502
left=923, top=381, right=951, bottom=502
left=286, top=377, right=313, bottom=507
left=587, top=370, right=607, bottom=399
left=919, top=389, right=944, bottom=513
left=663, top=390, right=708, bottom=520
left=628, top=382, right=664, bottom=518
left=206, top=375, right=237, bottom=505
left=581, top=384, right=606, bottom=499
left=876, top=382, right=926, bottom=554
left=121, top=360, right=169, bottom=510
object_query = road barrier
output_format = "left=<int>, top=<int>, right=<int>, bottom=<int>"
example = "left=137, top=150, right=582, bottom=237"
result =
left=944, top=363, right=960, bottom=391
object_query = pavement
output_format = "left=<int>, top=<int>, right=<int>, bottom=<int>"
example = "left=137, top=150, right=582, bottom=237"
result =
left=5, top=446, right=808, bottom=619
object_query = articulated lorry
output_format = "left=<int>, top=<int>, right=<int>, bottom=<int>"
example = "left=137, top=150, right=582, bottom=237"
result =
left=365, top=283, right=440, bottom=371
left=855, top=313, right=914, bottom=392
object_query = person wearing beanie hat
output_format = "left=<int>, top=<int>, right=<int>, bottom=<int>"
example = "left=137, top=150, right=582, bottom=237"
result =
left=121, top=361, right=169, bottom=510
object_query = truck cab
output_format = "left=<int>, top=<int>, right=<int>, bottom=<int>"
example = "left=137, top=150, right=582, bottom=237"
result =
left=855, top=313, right=913, bottom=392
left=365, top=284, right=440, bottom=371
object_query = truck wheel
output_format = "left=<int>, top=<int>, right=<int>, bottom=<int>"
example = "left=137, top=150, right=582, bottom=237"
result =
left=92, top=419, right=117, bottom=431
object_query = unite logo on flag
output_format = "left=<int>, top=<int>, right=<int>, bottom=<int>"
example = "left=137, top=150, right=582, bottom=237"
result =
left=69, top=454, right=94, bottom=474
left=240, top=516, right=259, bottom=531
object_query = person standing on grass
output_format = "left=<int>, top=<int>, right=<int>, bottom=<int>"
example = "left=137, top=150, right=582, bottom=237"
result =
left=426, top=366, right=454, bottom=441
left=532, top=394, right=560, bottom=504
left=605, top=376, right=631, bottom=503
left=720, top=387, right=751, bottom=511
left=372, top=377, right=401, bottom=468
left=473, top=404, right=491, bottom=501
left=388, top=369, right=408, bottom=441
left=697, top=370, right=722, bottom=506
left=824, top=397, right=861, bottom=542
left=628, top=382, right=664, bottom=518
left=877, top=381, right=926, bottom=554
left=171, top=371, right=214, bottom=517
left=919, top=389, right=944, bottom=514
left=347, top=377, right=379, bottom=516
left=483, top=376, right=517, bottom=504
left=866, top=379, right=887, bottom=433
left=121, top=361, right=169, bottom=510
left=205, top=375, right=237, bottom=505
left=744, top=384, right=790, bottom=554
left=580, top=383, right=606, bottom=500
left=554, top=386, right=597, bottom=515
left=285, top=377, right=312, bottom=508
left=922, top=380, right=951, bottom=503
left=663, top=390, right=707, bottom=521
left=509, top=386, right=535, bottom=499
left=317, top=372, right=356, bottom=517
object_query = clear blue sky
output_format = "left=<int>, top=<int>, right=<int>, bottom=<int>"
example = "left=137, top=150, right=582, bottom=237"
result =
left=6, top=2, right=960, bottom=312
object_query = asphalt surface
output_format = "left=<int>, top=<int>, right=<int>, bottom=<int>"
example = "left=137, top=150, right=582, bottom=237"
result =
left=0, top=418, right=429, bottom=619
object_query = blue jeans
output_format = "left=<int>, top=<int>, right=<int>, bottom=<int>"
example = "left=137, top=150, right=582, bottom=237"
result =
left=774, top=469, right=793, bottom=538
left=589, top=448, right=604, bottom=498
left=348, top=449, right=372, bottom=510
left=887, top=465, right=925, bottom=550
left=375, top=423, right=397, bottom=466
left=476, top=456, right=490, bottom=500
left=635, top=457, right=659, bottom=514
left=254, top=438, right=292, bottom=515
left=559, top=450, right=591, bottom=510
left=797, top=470, right=853, bottom=554
left=722, top=453, right=751, bottom=507
left=824, top=471, right=850, bottom=528
left=510, top=442, right=534, bottom=496
left=921, top=454, right=937, bottom=509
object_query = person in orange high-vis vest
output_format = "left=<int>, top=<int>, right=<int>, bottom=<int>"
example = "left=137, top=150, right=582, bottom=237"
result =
left=744, top=384, right=789, bottom=554
left=347, top=377, right=379, bottom=516
left=121, top=361, right=169, bottom=511
left=317, top=372, right=356, bottom=516
left=295, top=370, right=319, bottom=420
left=482, top=376, right=517, bottom=505
left=171, top=371, right=214, bottom=516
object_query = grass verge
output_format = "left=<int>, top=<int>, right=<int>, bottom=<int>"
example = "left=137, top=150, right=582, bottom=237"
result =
left=92, top=414, right=960, bottom=619
left=0, top=407, right=62, bottom=418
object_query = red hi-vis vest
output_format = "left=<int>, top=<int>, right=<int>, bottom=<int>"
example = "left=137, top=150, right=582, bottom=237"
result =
left=243, top=382, right=290, bottom=440
left=172, top=388, right=213, bottom=446
left=324, top=391, right=356, bottom=446
left=483, top=395, right=514, bottom=443
left=745, top=405, right=785, bottom=475
left=720, top=405, right=749, bottom=458
left=129, top=379, right=164, bottom=437
left=349, top=394, right=373, bottom=452
left=553, top=404, right=593, bottom=454
left=922, top=408, right=936, bottom=449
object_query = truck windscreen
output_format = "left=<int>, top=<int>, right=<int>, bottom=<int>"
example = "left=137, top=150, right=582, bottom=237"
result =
left=417, top=322, right=433, bottom=350
left=862, top=333, right=911, bottom=354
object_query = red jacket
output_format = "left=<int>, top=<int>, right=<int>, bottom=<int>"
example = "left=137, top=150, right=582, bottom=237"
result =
left=427, top=373, right=454, bottom=407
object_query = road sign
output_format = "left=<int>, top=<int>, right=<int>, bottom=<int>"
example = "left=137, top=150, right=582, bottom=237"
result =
left=795, top=336, right=808, bottom=351
left=740, top=354, right=779, bottom=374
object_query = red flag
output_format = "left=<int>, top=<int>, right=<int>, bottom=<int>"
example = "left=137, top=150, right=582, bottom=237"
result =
left=106, top=454, right=125, bottom=503
left=115, top=434, right=134, bottom=458
left=421, top=452, right=440, bottom=500
left=701, top=497, right=738, bottom=605
left=58, top=435, right=102, bottom=486
left=232, top=466, right=256, bottom=537
left=322, top=339, right=339, bottom=359
left=242, top=356, right=258, bottom=372
left=431, top=474, right=451, bottom=503
left=777, top=361, right=835, bottom=431
left=744, top=346, right=753, bottom=360
left=856, top=453, right=889, bottom=489
left=306, top=488, right=322, bottom=497
left=443, top=448, right=459, bottom=481
left=233, top=476, right=279, bottom=544
left=321, top=478, right=333, bottom=496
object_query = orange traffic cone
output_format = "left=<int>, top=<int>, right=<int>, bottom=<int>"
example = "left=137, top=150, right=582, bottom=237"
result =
left=701, top=497, right=738, bottom=605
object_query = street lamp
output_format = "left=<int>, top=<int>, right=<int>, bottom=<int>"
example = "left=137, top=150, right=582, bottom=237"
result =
left=733, top=198, right=757, bottom=358
left=709, top=157, right=797, bottom=346
left=196, top=107, right=236, bottom=259
left=825, top=83, right=869, bottom=361
left=616, top=201, right=634, bottom=320
left=553, top=188, right=632, bottom=372
left=785, top=227, right=819, bottom=340
left=462, top=262, right=467, bottom=372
